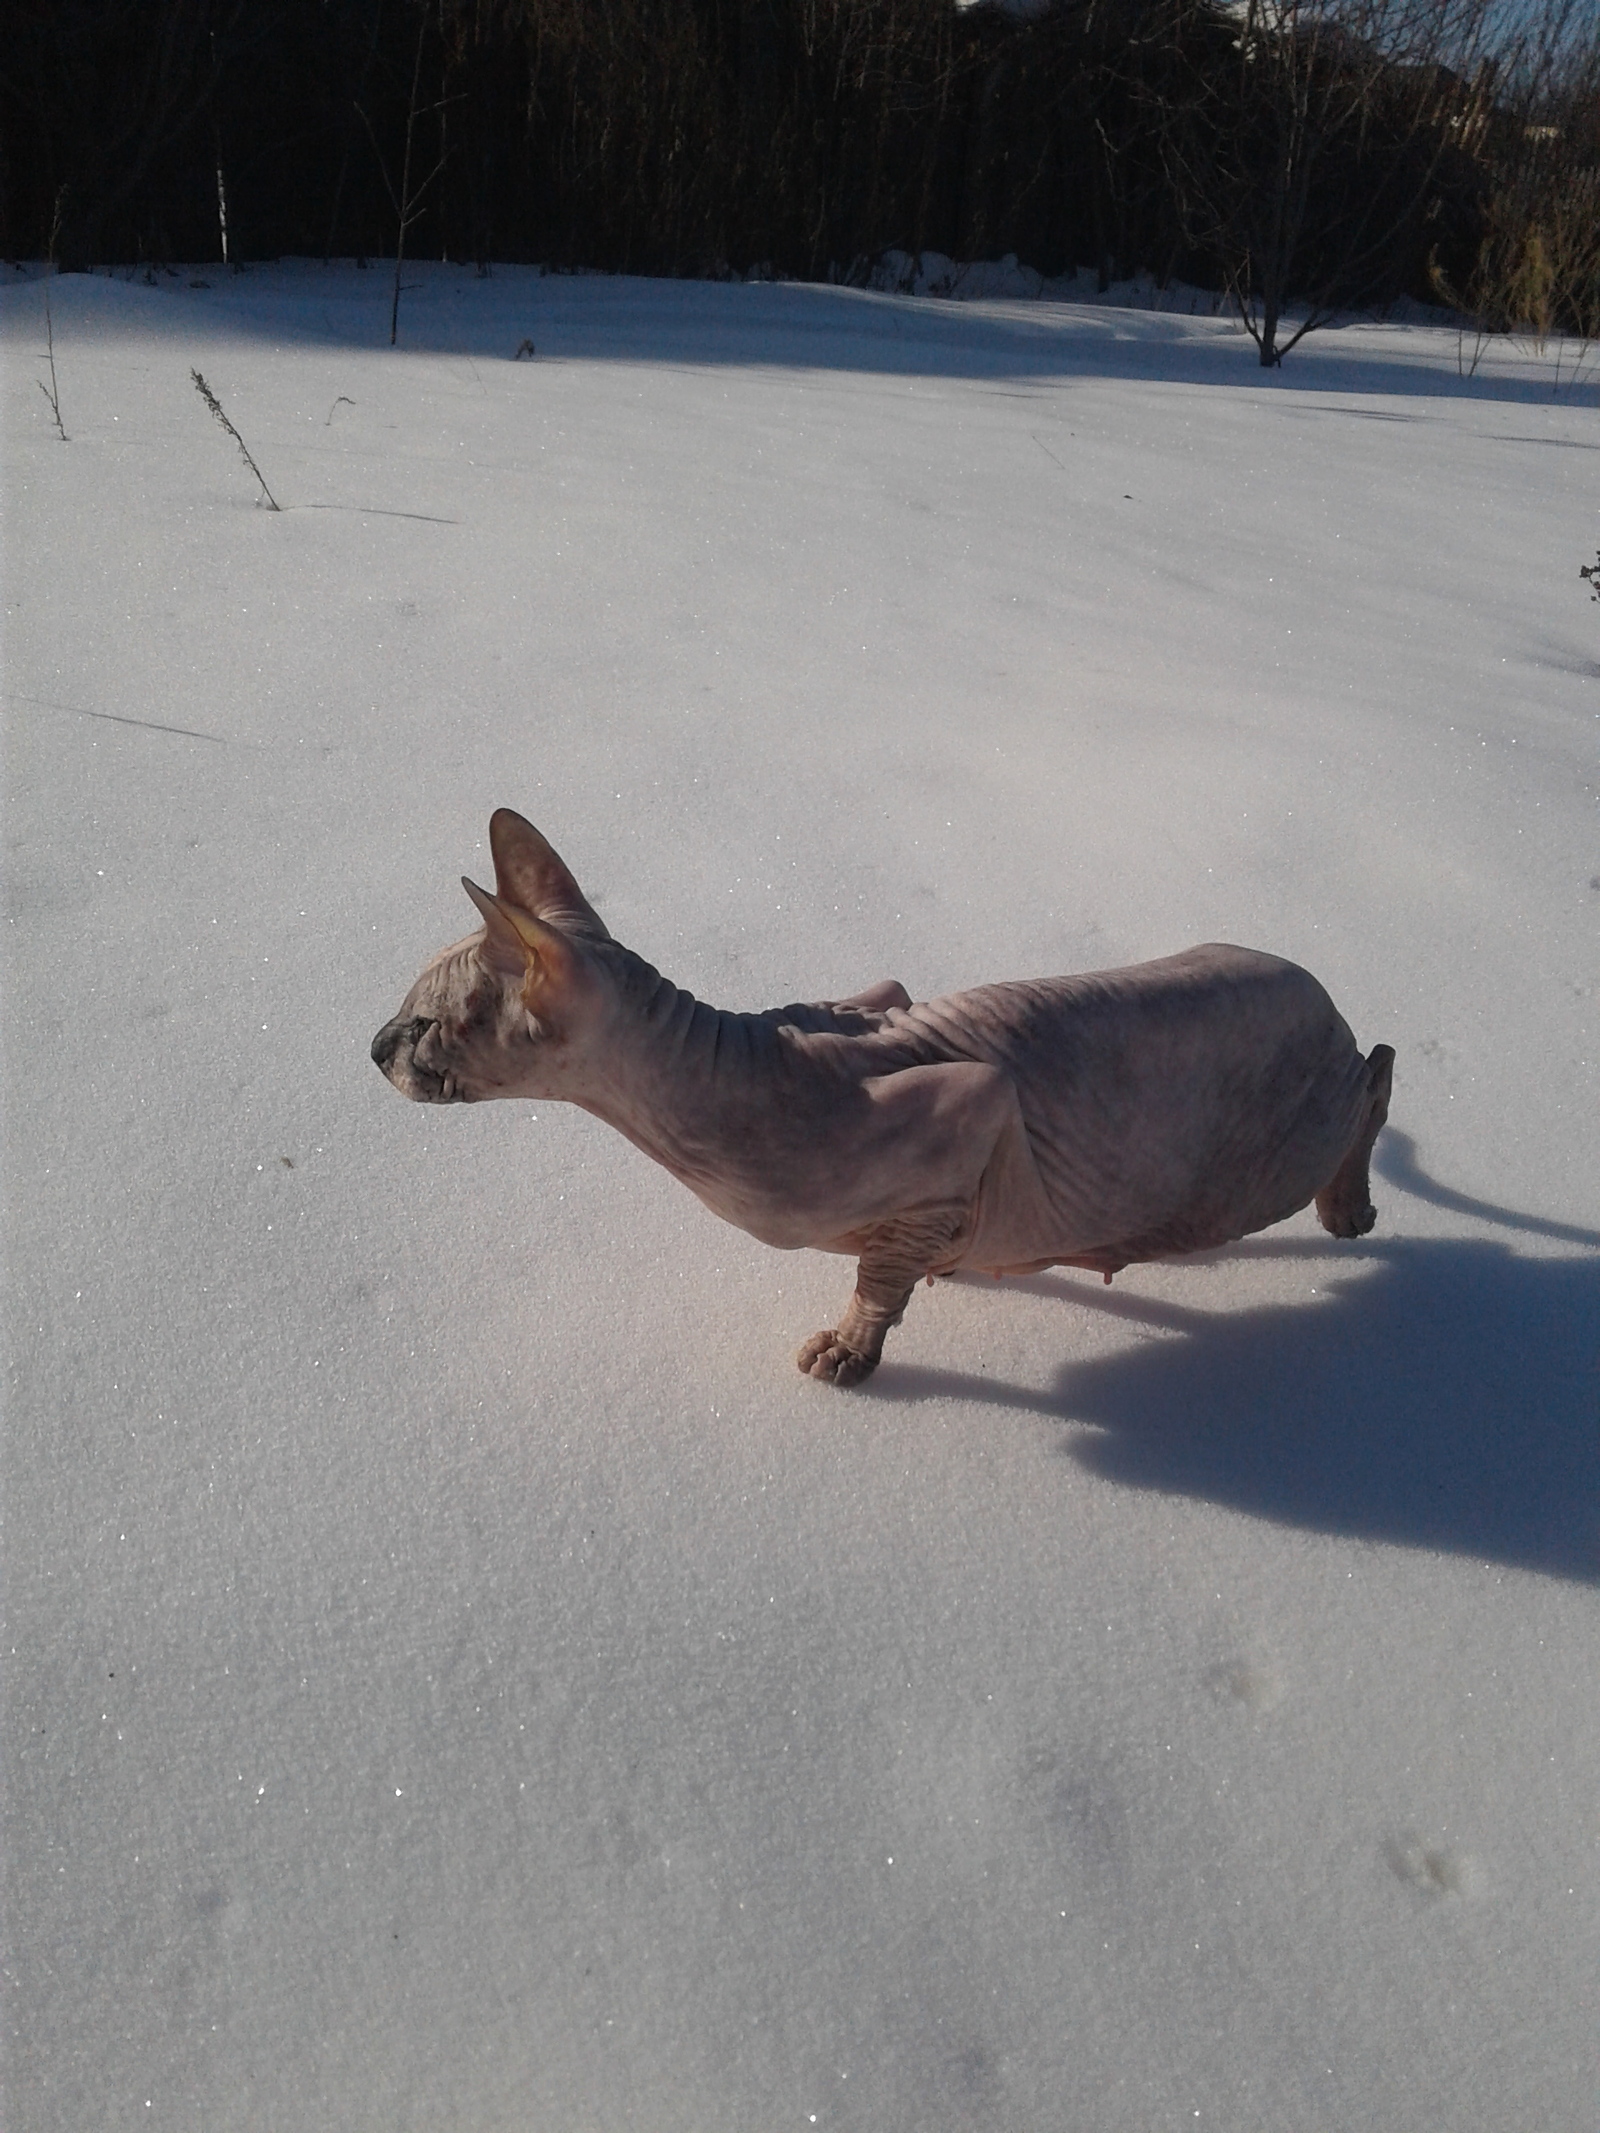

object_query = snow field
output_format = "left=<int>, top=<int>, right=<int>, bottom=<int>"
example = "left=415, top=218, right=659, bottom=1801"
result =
left=3, top=261, right=1598, bottom=2130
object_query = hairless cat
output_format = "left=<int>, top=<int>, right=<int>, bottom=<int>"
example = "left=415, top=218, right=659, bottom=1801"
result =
left=373, top=811, right=1393, bottom=1384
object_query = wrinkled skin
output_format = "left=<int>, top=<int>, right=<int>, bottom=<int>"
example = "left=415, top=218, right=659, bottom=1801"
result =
left=373, top=811, right=1394, bottom=1384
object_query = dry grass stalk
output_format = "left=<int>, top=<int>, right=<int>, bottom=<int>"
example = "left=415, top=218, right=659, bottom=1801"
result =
left=190, top=368, right=280, bottom=508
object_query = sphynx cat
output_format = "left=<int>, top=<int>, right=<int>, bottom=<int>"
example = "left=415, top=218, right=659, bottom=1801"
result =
left=372, top=811, right=1394, bottom=1384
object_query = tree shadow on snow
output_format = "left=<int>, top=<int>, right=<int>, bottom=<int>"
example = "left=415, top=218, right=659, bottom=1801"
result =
left=864, top=1137, right=1600, bottom=1585
left=52, top=264, right=1598, bottom=412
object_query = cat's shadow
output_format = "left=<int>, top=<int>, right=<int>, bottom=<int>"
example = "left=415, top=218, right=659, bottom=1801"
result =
left=863, top=1135, right=1600, bottom=1585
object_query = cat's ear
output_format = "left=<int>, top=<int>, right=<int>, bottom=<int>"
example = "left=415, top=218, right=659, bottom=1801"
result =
left=489, top=810, right=609, bottom=939
left=462, top=877, right=580, bottom=998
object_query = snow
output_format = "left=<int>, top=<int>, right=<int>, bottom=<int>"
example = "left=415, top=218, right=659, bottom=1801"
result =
left=4, top=259, right=1597, bottom=2130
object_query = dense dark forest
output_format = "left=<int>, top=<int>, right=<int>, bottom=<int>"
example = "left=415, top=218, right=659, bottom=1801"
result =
left=4, top=0, right=1596, bottom=358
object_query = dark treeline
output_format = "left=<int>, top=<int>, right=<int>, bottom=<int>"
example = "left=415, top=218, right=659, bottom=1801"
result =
left=4, top=0, right=1596, bottom=357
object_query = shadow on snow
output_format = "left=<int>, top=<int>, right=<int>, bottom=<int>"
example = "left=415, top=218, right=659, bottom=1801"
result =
left=7, top=262, right=1595, bottom=412
left=864, top=1131, right=1600, bottom=1586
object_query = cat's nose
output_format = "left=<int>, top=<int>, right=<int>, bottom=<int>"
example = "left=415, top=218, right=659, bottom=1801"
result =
left=371, top=1015, right=430, bottom=1071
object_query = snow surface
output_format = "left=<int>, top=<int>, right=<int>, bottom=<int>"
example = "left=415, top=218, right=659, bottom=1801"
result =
left=4, top=260, right=1598, bottom=2132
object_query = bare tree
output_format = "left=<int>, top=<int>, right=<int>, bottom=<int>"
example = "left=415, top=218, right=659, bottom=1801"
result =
left=16, top=0, right=257, bottom=267
left=359, top=3, right=456, bottom=344
left=1429, top=1, right=1600, bottom=383
left=1153, top=0, right=1504, bottom=365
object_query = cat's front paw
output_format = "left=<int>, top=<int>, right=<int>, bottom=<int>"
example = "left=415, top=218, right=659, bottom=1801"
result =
left=797, top=1331, right=878, bottom=1387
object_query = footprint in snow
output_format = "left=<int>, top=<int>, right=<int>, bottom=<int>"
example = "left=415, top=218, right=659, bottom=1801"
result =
left=1206, top=1657, right=1285, bottom=1713
left=1386, top=1834, right=1483, bottom=1901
